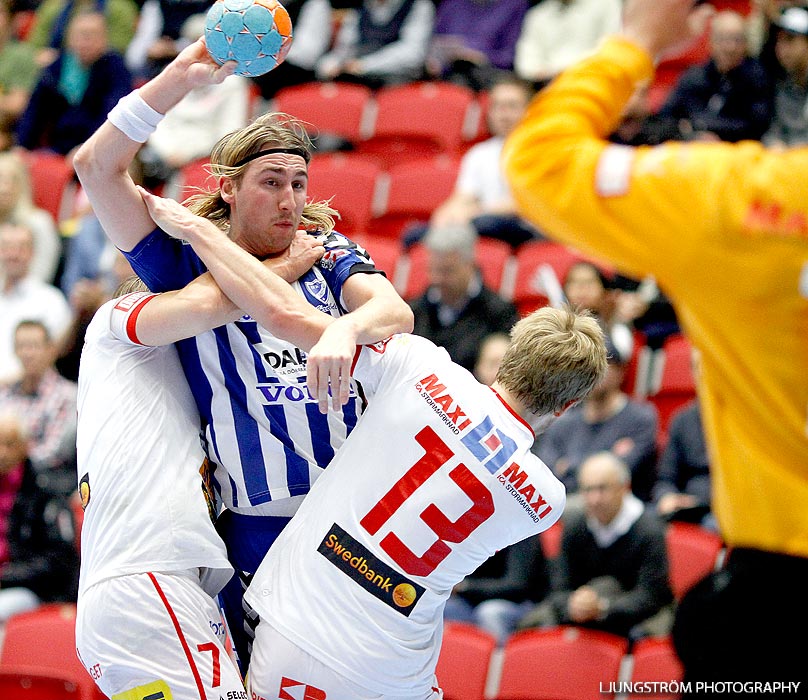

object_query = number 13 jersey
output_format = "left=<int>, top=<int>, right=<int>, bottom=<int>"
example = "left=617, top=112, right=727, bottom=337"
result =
left=245, top=333, right=566, bottom=696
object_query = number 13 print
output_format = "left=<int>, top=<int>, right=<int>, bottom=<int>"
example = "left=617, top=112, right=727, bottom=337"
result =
left=360, top=426, right=494, bottom=577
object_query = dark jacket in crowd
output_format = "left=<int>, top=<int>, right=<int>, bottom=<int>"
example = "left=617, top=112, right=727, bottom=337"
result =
left=0, top=459, right=79, bottom=603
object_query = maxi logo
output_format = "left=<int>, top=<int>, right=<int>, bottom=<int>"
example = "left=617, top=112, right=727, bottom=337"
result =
left=461, top=416, right=518, bottom=474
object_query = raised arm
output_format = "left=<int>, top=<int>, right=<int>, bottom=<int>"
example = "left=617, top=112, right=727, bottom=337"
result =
left=72, top=39, right=235, bottom=252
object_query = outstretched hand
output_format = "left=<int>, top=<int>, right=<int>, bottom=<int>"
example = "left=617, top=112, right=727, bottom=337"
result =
left=621, top=0, right=715, bottom=60
left=173, top=37, right=238, bottom=88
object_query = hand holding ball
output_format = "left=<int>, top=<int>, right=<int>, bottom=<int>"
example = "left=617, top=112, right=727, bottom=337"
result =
left=205, top=0, right=293, bottom=77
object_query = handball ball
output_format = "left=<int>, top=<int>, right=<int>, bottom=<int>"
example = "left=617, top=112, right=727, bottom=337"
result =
left=204, top=0, right=293, bottom=78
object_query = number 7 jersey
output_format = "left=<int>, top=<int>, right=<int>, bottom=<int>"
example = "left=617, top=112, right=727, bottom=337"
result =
left=244, top=333, right=566, bottom=696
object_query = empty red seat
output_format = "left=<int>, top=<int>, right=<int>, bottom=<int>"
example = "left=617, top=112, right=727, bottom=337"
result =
left=436, top=621, right=497, bottom=700
left=307, top=153, right=384, bottom=238
left=358, top=82, right=479, bottom=167
left=272, top=81, right=374, bottom=144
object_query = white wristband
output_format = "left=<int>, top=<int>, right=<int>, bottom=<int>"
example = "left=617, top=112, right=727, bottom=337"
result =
left=107, top=91, right=165, bottom=143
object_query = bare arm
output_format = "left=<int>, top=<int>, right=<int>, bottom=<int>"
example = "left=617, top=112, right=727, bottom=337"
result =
left=72, top=39, right=235, bottom=252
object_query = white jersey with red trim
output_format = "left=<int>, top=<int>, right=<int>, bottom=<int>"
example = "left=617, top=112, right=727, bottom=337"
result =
left=245, top=333, right=565, bottom=696
left=77, top=295, right=233, bottom=596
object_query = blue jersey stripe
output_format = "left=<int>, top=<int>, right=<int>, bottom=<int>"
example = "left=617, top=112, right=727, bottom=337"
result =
left=213, top=325, right=271, bottom=504
left=262, top=403, right=312, bottom=497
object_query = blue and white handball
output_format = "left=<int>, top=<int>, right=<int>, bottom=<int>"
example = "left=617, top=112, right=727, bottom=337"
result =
left=204, top=0, right=293, bottom=77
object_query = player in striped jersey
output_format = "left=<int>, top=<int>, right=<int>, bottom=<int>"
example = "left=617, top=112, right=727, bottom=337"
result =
left=73, top=39, right=414, bottom=668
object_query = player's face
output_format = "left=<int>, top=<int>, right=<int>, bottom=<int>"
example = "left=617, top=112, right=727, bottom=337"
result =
left=223, top=153, right=308, bottom=257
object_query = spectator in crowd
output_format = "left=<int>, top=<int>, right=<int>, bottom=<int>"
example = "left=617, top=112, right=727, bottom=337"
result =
left=517, top=452, right=674, bottom=639
left=762, top=6, right=808, bottom=147
left=611, top=273, right=680, bottom=351
left=653, top=347, right=713, bottom=528
left=26, top=0, right=138, bottom=62
left=0, top=0, right=40, bottom=151
left=0, top=222, right=72, bottom=382
left=0, top=411, right=79, bottom=621
left=16, top=10, right=132, bottom=156
left=409, top=222, right=521, bottom=372
left=562, top=260, right=634, bottom=364
left=473, top=331, right=510, bottom=386
left=653, top=397, right=712, bottom=525
left=533, top=336, right=659, bottom=502
left=251, top=0, right=333, bottom=99
left=57, top=248, right=133, bottom=382
left=0, top=151, right=61, bottom=285
left=747, top=0, right=804, bottom=78
left=137, top=15, right=251, bottom=191
left=426, top=0, right=528, bottom=91
left=514, top=0, right=622, bottom=88
left=0, top=320, right=77, bottom=495
left=124, top=0, right=209, bottom=81
left=657, top=10, right=773, bottom=142
left=315, top=0, right=435, bottom=88
left=406, top=74, right=540, bottom=248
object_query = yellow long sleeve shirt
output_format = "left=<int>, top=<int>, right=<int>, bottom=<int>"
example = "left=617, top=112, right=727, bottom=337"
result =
left=504, top=36, right=808, bottom=558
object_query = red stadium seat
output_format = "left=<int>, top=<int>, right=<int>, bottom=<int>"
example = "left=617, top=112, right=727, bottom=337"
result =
left=647, top=334, right=697, bottom=443
left=358, top=82, right=480, bottom=167
left=307, top=153, right=384, bottom=238
left=370, top=154, right=461, bottom=240
left=539, top=520, right=563, bottom=560
left=629, top=636, right=685, bottom=699
left=665, top=521, right=724, bottom=600
left=436, top=622, right=497, bottom=700
left=0, top=668, right=83, bottom=699
left=172, top=157, right=215, bottom=203
left=399, top=236, right=513, bottom=301
left=0, top=604, right=105, bottom=700
left=508, top=241, right=585, bottom=316
left=272, top=81, right=374, bottom=144
left=351, top=234, right=404, bottom=286
left=23, top=151, right=76, bottom=223
left=496, top=626, right=628, bottom=700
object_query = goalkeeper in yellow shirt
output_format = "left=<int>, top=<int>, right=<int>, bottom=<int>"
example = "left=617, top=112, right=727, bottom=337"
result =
left=504, top=0, right=808, bottom=691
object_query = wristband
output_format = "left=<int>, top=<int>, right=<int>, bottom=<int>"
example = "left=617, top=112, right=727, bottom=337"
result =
left=107, top=91, right=165, bottom=143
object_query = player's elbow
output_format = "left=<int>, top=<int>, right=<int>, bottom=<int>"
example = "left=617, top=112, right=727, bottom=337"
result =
left=391, top=297, right=414, bottom=334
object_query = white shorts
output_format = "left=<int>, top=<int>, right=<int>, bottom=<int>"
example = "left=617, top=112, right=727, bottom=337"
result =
left=76, top=570, right=246, bottom=700
left=247, top=620, right=443, bottom=700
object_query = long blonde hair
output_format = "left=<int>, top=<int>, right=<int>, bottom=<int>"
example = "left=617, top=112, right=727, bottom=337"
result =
left=185, top=112, right=339, bottom=234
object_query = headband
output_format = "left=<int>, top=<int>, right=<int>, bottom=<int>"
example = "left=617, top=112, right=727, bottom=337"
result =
left=233, top=147, right=310, bottom=168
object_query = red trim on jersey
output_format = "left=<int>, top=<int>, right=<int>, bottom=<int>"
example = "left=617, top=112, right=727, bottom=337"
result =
left=147, top=572, right=206, bottom=700
left=489, top=387, right=535, bottom=437
left=350, top=345, right=363, bottom=374
left=125, top=294, right=158, bottom=345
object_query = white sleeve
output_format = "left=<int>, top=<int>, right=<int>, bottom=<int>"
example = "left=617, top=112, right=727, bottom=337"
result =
left=107, top=292, right=159, bottom=345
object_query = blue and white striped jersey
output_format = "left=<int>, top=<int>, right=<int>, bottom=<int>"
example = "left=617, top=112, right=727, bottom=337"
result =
left=124, top=228, right=382, bottom=511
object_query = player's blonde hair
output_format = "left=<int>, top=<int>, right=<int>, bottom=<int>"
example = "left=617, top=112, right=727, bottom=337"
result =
left=185, top=112, right=338, bottom=234
left=496, top=306, right=607, bottom=416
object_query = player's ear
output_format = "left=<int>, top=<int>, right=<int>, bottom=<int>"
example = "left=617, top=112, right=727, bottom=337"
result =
left=219, top=176, right=235, bottom=204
